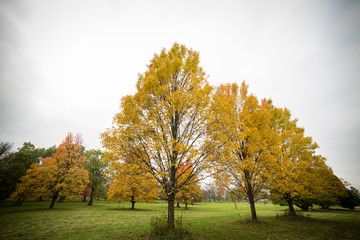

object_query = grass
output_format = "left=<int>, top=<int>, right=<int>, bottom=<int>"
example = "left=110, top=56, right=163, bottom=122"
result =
left=0, top=199, right=359, bottom=239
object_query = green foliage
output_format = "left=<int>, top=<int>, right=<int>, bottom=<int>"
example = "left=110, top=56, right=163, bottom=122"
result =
left=84, top=149, right=108, bottom=204
left=0, top=142, right=55, bottom=200
left=339, top=187, right=360, bottom=210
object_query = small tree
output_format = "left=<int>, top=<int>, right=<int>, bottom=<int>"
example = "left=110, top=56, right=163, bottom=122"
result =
left=84, top=149, right=108, bottom=206
left=175, top=165, right=202, bottom=210
left=107, top=154, right=158, bottom=209
left=11, top=133, right=89, bottom=208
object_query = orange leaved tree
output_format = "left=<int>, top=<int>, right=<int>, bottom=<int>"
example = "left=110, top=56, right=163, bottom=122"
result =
left=11, top=133, right=89, bottom=208
left=175, top=164, right=202, bottom=210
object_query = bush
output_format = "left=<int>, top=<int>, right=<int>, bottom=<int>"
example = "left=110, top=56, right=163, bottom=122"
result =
left=150, top=214, right=191, bottom=239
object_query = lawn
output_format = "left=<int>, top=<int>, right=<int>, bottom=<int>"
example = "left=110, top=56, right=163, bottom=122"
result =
left=0, top=199, right=359, bottom=239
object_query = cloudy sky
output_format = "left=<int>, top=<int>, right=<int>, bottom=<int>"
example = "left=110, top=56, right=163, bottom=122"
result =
left=1, top=0, right=359, bottom=188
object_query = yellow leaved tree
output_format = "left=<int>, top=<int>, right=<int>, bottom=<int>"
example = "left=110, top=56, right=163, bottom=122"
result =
left=269, top=106, right=347, bottom=215
left=11, top=133, right=89, bottom=208
left=210, top=82, right=279, bottom=221
left=106, top=153, right=158, bottom=209
left=101, top=43, right=221, bottom=227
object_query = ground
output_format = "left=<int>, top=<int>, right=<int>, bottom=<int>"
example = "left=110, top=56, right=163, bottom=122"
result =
left=0, top=200, right=359, bottom=239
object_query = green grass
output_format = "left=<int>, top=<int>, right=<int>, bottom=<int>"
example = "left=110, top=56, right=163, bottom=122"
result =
left=0, top=199, right=359, bottom=239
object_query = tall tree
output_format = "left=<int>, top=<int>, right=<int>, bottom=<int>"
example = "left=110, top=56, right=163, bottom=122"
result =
left=11, top=133, right=89, bottom=208
left=210, top=82, right=278, bottom=221
left=84, top=149, right=108, bottom=206
left=101, top=43, right=220, bottom=227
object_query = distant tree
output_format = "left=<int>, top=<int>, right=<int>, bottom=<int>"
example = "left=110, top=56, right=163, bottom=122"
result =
left=106, top=153, right=158, bottom=210
left=339, top=187, right=360, bottom=210
left=11, top=133, right=89, bottom=208
left=0, top=141, right=13, bottom=159
left=175, top=165, right=202, bottom=210
left=0, top=142, right=55, bottom=200
left=84, top=149, right=108, bottom=206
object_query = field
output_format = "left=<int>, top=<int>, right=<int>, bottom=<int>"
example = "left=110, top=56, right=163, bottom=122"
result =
left=0, top=199, right=359, bottom=239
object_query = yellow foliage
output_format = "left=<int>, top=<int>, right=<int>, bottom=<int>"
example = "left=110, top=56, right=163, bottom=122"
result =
left=107, top=156, right=159, bottom=205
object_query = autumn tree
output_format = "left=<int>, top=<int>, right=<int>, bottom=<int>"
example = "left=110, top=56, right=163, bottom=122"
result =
left=101, top=43, right=221, bottom=227
left=0, top=142, right=55, bottom=200
left=175, top=165, right=202, bottom=209
left=269, top=106, right=346, bottom=215
left=210, top=82, right=278, bottom=221
left=84, top=149, right=108, bottom=206
left=11, top=133, right=89, bottom=208
left=106, top=155, right=158, bottom=209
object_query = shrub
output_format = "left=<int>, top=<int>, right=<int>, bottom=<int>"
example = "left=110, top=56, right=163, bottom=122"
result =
left=150, top=214, right=191, bottom=239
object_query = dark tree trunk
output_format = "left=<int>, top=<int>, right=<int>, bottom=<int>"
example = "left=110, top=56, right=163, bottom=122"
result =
left=82, top=196, right=87, bottom=202
left=176, top=202, right=180, bottom=208
left=13, top=197, right=25, bottom=206
left=49, top=194, right=58, bottom=209
left=58, top=196, right=65, bottom=203
left=185, top=201, right=188, bottom=210
left=88, top=187, right=94, bottom=206
left=131, top=201, right=136, bottom=210
left=38, top=197, right=43, bottom=202
left=247, top=183, right=257, bottom=221
left=168, top=191, right=175, bottom=228
left=286, top=196, right=296, bottom=216
left=249, top=195, right=257, bottom=221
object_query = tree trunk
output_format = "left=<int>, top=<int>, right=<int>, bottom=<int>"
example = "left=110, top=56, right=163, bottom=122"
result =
left=49, top=194, right=58, bottom=209
left=88, top=187, right=94, bottom=206
left=168, top=191, right=175, bottom=229
left=38, top=197, right=43, bottom=202
left=286, top=197, right=296, bottom=216
left=58, top=196, right=65, bottom=203
left=131, top=201, right=135, bottom=210
left=185, top=201, right=188, bottom=210
left=247, top=183, right=257, bottom=221
left=82, top=196, right=87, bottom=202
left=176, top=201, right=180, bottom=208
left=13, top=197, right=25, bottom=206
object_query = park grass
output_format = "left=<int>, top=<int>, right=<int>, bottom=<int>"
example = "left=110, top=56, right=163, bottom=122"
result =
left=0, top=199, right=359, bottom=239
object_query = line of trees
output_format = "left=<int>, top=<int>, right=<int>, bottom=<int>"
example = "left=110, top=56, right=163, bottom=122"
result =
left=101, top=43, right=357, bottom=227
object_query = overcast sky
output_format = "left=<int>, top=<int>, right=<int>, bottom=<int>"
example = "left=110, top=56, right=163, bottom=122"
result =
left=1, top=0, right=359, bottom=189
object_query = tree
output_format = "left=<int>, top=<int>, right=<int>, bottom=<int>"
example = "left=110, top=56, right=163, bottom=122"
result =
left=0, top=142, right=55, bottom=200
left=106, top=155, right=158, bottom=209
left=101, top=43, right=220, bottom=227
left=175, top=165, right=202, bottom=210
left=84, top=149, right=108, bottom=206
left=269, top=106, right=346, bottom=215
left=0, top=141, right=13, bottom=159
left=11, top=133, right=89, bottom=208
left=210, top=82, right=278, bottom=221
left=339, top=187, right=360, bottom=209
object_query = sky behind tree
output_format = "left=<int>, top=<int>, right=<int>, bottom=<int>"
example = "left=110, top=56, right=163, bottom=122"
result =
left=1, top=0, right=359, bottom=189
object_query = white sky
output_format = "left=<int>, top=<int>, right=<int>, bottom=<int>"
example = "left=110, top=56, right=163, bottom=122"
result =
left=1, top=0, right=359, bottom=189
